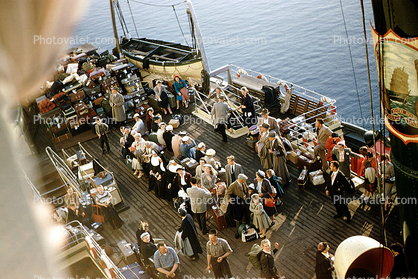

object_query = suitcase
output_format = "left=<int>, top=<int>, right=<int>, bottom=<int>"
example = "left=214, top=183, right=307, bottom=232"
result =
left=70, top=89, right=86, bottom=103
left=211, top=205, right=227, bottom=231
left=297, top=155, right=321, bottom=172
left=71, top=53, right=86, bottom=62
left=54, top=132, right=72, bottom=143
left=50, top=80, right=64, bottom=95
left=101, top=76, right=119, bottom=93
left=85, top=85, right=102, bottom=97
left=50, top=121, right=69, bottom=135
left=119, top=262, right=148, bottom=279
left=94, top=96, right=105, bottom=106
left=167, top=93, right=176, bottom=108
left=242, top=228, right=259, bottom=242
left=63, top=82, right=82, bottom=93
left=38, top=98, right=57, bottom=114
left=74, top=101, right=89, bottom=117
left=148, top=132, right=159, bottom=144
left=125, top=156, right=133, bottom=170
left=85, top=79, right=96, bottom=89
left=90, top=68, right=106, bottom=80
left=246, top=138, right=257, bottom=149
left=297, top=169, right=308, bottom=190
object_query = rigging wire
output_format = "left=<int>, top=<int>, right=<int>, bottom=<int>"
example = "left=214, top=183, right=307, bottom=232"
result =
left=114, top=1, right=127, bottom=37
left=129, top=0, right=186, bottom=8
left=172, top=5, right=190, bottom=48
left=116, top=1, right=130, bottom=37
left=339, top=0, right=364, bottom=128
left=127, top=0, right=139, bottom=38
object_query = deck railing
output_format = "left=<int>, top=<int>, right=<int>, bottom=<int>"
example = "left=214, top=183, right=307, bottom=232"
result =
left=59, top=220, right=126, bottom=279
left=208, top=64, right=343, bottom=151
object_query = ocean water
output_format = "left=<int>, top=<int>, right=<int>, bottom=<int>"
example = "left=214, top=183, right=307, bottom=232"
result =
left=73, top=0, right=381, bottom=130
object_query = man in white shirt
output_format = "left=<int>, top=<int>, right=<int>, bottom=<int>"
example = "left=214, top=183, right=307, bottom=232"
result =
left=132, top=113, right=147, bottom=136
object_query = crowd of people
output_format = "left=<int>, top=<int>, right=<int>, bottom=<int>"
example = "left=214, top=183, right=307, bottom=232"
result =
left=60, top=84, right=403, bottom=278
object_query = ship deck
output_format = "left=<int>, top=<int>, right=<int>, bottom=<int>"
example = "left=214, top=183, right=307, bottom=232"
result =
left=30, top=105, right=402, bottom=279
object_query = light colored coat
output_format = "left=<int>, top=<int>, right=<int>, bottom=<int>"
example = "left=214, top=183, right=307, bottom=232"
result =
left=109, top=92, right=126, bottom=122
left=249, top=199, right=271, bottom=231
left=187, top=186, right=212, bottom=214
left=172, top=135, right=182, bottom=157
left=211, top=101, right=231, bottom=125
left=258, top=116, right=279, bottom=134
left=156, top=129, right=166, bottom=146
left=316, top=124, right=332, bottom=145
left=133, top=119, right=147, bottom=136
left=258, top=132, right=272, bottom=169
left=220, top=180, right=250, bottom=213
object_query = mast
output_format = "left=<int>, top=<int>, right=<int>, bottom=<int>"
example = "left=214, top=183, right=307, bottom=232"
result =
left=110, top=0, right=121, bottom=56
left=371, top=1, right=418, bottom=277
left=186, top=0, right=210, bottom=73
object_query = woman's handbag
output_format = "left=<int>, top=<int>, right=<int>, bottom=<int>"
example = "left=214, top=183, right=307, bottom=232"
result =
left=262, top=184, right=276, bottom=207
left=264, top=194, right=276, bottom=208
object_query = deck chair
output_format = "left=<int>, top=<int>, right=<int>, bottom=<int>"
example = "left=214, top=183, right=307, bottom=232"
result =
left=91, top=205, right=105, bottom=224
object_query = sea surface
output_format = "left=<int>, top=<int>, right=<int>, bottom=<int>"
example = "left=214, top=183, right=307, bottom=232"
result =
left=73, top=0, right=382, bottom=130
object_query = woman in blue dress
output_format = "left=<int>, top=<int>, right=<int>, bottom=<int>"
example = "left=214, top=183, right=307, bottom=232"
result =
left=174, top=75, right=190, bottom=109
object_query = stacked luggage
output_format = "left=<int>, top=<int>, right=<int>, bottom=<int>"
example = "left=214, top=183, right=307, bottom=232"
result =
left=36, top=46, right=149, bottom=144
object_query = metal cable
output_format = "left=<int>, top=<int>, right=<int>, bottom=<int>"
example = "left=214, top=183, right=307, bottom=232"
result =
left=114, top=1, right=127, bottom=37
left=129, top=0, right=186, bottom=7
left=339, top=0, right=364, bottom=128
left=127, top=0, right=139, bottom=37
left=172, top=5, right=190, bottom=48
left=116, top=1, right=130, bottom=36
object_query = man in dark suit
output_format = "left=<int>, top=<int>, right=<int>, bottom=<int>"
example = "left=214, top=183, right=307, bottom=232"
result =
left=325, top=161, right=351, bottom=223
left=220, top=173, right=251, bottom=238
left=224, top=155, right=244, bottom=187
left=121, top=126, right=135, bottom=159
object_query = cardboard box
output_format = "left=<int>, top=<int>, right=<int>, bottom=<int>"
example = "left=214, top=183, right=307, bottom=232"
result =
left=169, top=119, right=180, bottom=128
left=287, top=151, right=298, bottom=164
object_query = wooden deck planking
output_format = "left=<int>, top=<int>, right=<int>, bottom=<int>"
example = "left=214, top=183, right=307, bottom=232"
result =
left=30, top=106, right=402, bottom=279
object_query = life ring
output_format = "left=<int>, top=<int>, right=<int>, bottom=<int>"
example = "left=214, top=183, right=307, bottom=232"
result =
left=85, top=236, right=98, bottom=259
left=319, top=96, right=337, bottom=115
left=283, top=83, right=291, bottom=93
left=237, top=69, right=248, bottom=78
left=256, top=74, right=268, bottom=82
left=331, top=104, right=336, bottom=115
left=101, top=254, right=116, bottom=278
